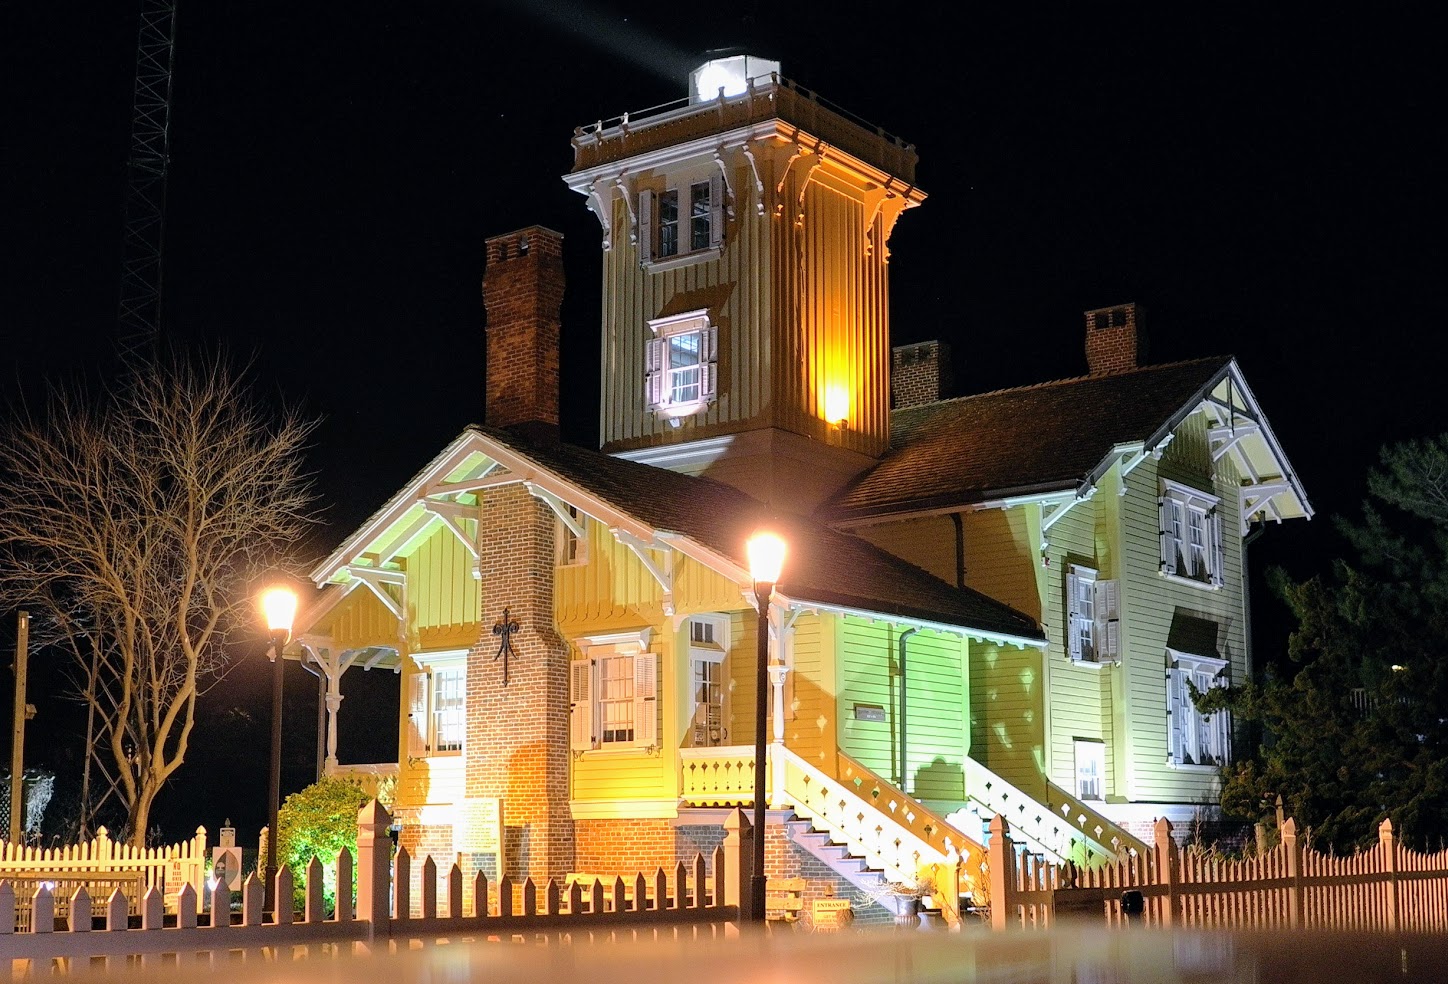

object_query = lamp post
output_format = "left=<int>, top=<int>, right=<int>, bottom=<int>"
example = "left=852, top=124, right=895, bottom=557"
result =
left=260, top=586, right=297, bottom=920
left=745, top=530, right=786, bottom=923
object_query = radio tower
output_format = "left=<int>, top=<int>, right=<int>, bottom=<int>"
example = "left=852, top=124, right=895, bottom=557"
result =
left=116, top=0, right=178, bottom=362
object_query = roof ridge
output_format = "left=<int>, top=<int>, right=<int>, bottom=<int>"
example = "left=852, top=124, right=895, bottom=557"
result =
left=896, top=355, right=1234, bottom=410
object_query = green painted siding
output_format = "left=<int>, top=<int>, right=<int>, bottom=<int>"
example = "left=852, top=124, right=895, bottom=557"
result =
left=835, top=615, right=969, bottom=799
left=968, top=641, right=1045, bottom=797
left=1120, top=410, right=1247, bottom=804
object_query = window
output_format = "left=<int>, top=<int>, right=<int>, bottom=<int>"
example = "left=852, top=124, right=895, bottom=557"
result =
left=406, top=653, right=467, bottom=757
left=570, top=641, right=658, bottom=751
left=638, top=175, right=724, bottom=267
left=645, top=310, right=719, bottom=417
left=1167, top=650, right=1230, bottom=767
left=687, top=615, right=730, bottom=747
left=1074, top=739, right=1105, bottom=801
left=1159, top=481, right=1224, bottom=586
left=555, top=504, right=587, bottom=566
left=1067, top=566, right=1120, bottom=663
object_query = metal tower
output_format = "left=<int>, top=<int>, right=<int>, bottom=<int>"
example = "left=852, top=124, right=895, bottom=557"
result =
left=117, top=0, right=178, bottom=361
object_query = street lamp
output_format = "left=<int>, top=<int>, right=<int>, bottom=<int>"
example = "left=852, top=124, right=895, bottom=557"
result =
left=260, top=585, right=297, bottom=920
left=745, top=530, right=786, bottom=923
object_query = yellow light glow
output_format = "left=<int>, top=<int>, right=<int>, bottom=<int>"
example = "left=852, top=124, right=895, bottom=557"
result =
left=746, top=531, right=787, bottom=585
left=823, top=385, right=849, bottom=426
left=260, top=586, right=298, bottom=640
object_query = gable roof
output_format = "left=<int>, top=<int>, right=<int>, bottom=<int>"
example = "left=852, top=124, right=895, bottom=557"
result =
left=828, top=356, right=1310, bottom=524
left=310, top=425, right=1044, bottom=646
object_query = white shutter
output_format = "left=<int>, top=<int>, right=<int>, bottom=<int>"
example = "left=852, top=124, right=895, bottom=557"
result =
left=1210, top=510, right=1226, bottom=587
left=570, top=659, right=595, bottom=751
left=638, top=190, right=654, bottom=263
left=700, top=325, right=719, bottom=402
left=633, top=652, right=658, bottom=748
left=644, top=337, right=667, bottom=409
left=708, top=173, right=725, bottom=247
left=1066, top=569, right=1083, bottom=661
left=1166, top=665, right=1184, bottom=764
left=407, top=669, right=430, bottom=757
left=1097, top=579, right=1120, bottom=661
left=1158, top=498, right=1172, bottom=573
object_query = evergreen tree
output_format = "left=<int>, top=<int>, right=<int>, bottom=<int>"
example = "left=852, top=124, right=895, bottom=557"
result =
left=1206, top=436, right=1448, bottom=852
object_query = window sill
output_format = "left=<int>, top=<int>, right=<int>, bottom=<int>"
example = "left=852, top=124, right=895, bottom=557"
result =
left=1166, top=760, right=1224, bottom=773
left=642, top=246, right=723, bottom=274
left=579, top=745, right=658, bottom=757
left=1068, top=658, right=1117, bottom=671
left=1160, top=571, right=1222, bottom=592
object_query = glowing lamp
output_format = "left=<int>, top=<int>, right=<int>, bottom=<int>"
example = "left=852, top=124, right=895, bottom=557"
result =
left=746, top=531, right=787, bottom=586
left=823, top=385, right=849, bottom=426
left=260, top=587, right=298, bottom=642
left=689, top=55, right=781, bottom=105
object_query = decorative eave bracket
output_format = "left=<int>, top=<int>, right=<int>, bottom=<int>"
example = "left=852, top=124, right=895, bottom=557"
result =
left=613, top=528, right=675, bottom=616
left=344, top=565, right=406, bottom=626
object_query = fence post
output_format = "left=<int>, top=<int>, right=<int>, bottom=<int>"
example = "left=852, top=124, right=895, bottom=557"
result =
left=722, top=807, right=751, bottom=917
left=1282, top=817, right=1302, bottom=930
left=356, top=799, right=394, bottom=936
left=1154, top=818, right=1177, bottom=927
left=988, top=814, right=1016, bottom=931
left=1379, top=817, right=1399, bottom=932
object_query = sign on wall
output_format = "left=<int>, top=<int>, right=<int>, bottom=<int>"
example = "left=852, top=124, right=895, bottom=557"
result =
left=460, top=797, right=506, bottom=880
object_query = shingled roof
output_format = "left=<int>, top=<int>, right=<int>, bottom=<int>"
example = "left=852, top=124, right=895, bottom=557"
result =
left=829, top=357, right=1233, bottom=520
left=477, top=426, right=1043, bottom=642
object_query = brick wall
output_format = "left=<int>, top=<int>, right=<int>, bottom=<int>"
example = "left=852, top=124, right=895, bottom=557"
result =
left=462, top=482, right=574, bottom=882
left=890, top=340, right=952, bottom=408
left=765, top=823, right=895, bottom=927
left=573, top=819, right=726, bottom=873
left=482, top=226, right=564, bottom=433
left=1084, top=302, right=1146, bottom=375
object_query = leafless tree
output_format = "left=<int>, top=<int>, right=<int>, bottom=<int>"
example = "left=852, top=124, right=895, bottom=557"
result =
left=0, top=358, right=316, bottom=845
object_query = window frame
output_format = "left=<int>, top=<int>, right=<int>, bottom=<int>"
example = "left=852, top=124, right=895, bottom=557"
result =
left=570, top=630, right=658, bottom=753
left=1166, top=648, right=1231, bottom=768
left=644, top=310, right=720, bottom=419
left=1159, top=480, right=1225, bottom=588
left=638, top=173, right=725, bottom=271
left=686, top=614, right=731, bottom=748
left=555, top=503, right=588, bottom=567
left=407, top=650, right=468, bottom=758
left=1073, top=738, right=1106, bottom=801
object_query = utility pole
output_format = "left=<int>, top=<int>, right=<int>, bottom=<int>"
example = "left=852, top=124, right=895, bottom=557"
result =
left=8, top=611, right=31, bottom=843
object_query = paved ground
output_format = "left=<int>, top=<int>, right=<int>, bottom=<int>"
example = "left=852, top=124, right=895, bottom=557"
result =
left=27, top=923, right=1448, bottom=982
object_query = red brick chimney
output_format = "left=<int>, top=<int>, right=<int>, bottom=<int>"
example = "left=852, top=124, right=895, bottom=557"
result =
left=1084, top=302, right=1146, bottom=375
left=482, top=226, right=564, bottom=438
left=891, top=340, right=953, bottom=408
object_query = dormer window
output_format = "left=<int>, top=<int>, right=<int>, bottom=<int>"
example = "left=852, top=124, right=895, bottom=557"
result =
left=645, top=310, right=719, bottom=418
left=639, top=174, right=724, bottom=270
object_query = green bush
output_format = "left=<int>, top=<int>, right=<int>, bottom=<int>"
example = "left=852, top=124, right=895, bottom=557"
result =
left=273, top=777, right=371, bottom=913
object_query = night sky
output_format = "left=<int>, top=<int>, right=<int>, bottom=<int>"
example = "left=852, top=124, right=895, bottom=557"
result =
left=3, top=4, right=1442, bottom=843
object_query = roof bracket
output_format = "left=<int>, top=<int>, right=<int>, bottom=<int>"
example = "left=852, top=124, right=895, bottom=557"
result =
left=344, top=565, right=406, bottom=625
left=614, top=529, right=675, bottom=616
left=421, top=499, right=480, bottom=560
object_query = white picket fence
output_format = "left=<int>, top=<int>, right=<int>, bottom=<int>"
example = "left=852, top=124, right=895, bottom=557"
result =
left=0, top=825, right=207, bottom=931
left=990, top=813, right=1448, bottom=933
left=3, top=800, right=738, bottom=968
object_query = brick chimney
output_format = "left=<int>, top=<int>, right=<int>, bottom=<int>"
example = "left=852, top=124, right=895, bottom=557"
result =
left=891, top=340, right=953, bottom=408
left=482, top=226, right=564, bottom=438
left=1084, top=302, right=1146, bottom=375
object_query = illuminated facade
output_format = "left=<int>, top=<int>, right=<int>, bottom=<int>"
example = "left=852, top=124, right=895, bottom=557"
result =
left=292, top=56, right=1310, bottom=923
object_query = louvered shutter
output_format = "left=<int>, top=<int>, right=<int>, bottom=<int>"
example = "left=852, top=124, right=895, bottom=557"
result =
left=1097, top=579, right=1121, bottom=661
left=1066, top=569, right=1083, bottom=661
left=570, top=659, right=595, bottom=751
left=633, top=652, right=658, bottom=748
left=638, top=190, right=654, bottom=263
left=708, top=173, right=725, bottom=247
left=1166, top=665, right=1184, bottom=764
left=407, top=669, right=430, bottom=757
left=1158, top=498, right=1174, bottom=574
left=644, top=337, right=667, bottom=409
left=700, top=324, right=719, bottom=402
left=1210, top=510, right=1226, bottom=587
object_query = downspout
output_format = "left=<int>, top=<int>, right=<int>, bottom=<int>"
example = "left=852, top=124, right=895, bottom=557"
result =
left=898, top=628, right=920, bottom=793
left=950, top=512, right=966, bottom=588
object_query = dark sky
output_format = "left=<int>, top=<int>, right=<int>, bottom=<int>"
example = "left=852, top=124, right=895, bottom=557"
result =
left=3, top=4, right=1443, bottom=841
